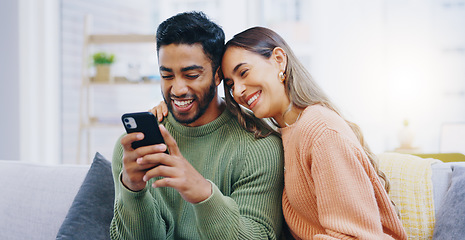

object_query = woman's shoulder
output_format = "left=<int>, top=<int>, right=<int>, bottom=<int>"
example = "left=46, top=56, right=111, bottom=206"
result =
left=302, top=105, right=339, bottom=121
left=301, top=105, right=348, bottom=129
left=300, top=105, right=359, bottom=144
left=291, top=105, right=354, bottom=142
left=298, top=105, right=337, bottom=131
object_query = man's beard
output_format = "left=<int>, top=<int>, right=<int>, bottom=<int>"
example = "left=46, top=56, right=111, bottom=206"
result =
left=163, top=79, right=217, bottom=125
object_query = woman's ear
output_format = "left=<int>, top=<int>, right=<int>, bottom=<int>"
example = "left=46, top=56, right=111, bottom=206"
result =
left=272, top=47, right=287, bottom=70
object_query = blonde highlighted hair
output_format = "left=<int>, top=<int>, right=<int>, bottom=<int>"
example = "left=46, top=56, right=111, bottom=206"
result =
left=223, top=27, right=395, bottom=207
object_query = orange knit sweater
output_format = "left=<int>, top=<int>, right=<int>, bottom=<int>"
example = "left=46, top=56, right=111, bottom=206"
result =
left=280, top=105, right=407, bottom=240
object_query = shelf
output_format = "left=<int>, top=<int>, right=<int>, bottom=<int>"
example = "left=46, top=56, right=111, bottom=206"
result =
left=78, top=15, right=158, bottom=163
left=84, top=117, right=121, bottom=128
left=87, top=34, right=155, bottom=44
left=88, top=76, right=161, bottom=85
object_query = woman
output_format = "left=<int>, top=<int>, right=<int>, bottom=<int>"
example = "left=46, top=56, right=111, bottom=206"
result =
left=152, top=26, right=407, bottom=240
left=221, top=26, right=406, bottom=240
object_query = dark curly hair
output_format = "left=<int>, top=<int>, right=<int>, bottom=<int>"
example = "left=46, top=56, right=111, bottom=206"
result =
left=156, top=11, right=225, bottom=73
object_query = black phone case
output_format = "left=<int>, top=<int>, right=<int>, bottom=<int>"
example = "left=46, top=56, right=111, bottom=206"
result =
left=121, top=112, right=166, bottom=150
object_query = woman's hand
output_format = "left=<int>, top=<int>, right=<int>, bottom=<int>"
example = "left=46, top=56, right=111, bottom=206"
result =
left=149, top=101, right=169, bottom=122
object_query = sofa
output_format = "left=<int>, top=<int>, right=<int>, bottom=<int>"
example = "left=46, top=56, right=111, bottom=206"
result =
left=0, top=152, right=464, bottom=240
left=378, top=152, right=465, bottom=239
left=0, top=153, right=114, bottom=240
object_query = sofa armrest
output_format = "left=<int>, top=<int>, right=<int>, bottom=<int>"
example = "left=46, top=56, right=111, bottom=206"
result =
left=0, top=160, right=90, bottom=240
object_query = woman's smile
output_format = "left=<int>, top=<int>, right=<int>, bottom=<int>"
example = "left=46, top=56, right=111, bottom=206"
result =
left=246, top=90, right=261, bottom=109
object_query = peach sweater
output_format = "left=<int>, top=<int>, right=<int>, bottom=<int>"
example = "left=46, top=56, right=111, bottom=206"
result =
left=280, top=105, right=407, bottom=240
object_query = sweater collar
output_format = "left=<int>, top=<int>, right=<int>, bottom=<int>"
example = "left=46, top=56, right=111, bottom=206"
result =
left=166, top=108, right=234, bottom=137
left=279, top=106, right=311, bottom=135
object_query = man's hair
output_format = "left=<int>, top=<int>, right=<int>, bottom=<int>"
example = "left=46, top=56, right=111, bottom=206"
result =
left=156, top=11, right=225, bottom=72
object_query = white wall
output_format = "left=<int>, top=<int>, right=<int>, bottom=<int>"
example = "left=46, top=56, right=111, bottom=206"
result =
left=20, top=0, right=60, bottom=164
left=305, top=0, right=389, bottom=153
left=0, top=0, right=60, bottom=163
left=0, top=1, right=20, bottom=160
left=304, top=0, right=465, bottom=153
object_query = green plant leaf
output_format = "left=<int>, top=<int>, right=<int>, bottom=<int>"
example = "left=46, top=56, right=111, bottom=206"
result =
left=92, top=52, right=115, bottom=65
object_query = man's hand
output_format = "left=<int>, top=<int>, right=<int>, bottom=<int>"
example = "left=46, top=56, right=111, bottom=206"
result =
left=149, top=101, right=169, bottom=123
left=138, top=125, right=212, bottom=204
left=120, top=131, right=168, bottom=192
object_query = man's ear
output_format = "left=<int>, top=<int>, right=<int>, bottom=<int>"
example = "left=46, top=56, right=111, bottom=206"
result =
left=272, top=47, right=287, bottom=71
left=214, top=68, right=222, bottom=87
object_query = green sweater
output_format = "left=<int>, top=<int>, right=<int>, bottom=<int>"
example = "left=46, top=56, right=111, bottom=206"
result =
left=110, top=109, right=284, bottom=239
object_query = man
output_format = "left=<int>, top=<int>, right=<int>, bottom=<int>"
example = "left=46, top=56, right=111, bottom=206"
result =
left=110, top=11, right=284, bottom=239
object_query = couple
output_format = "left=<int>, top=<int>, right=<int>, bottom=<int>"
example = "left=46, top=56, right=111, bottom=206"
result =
left=111, top=11, right=407, bottom=240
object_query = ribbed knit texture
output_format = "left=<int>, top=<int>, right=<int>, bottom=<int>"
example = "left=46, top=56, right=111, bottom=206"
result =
left=280, top=105, right=407, bottom=240
left=110, top=109, right=285, bottom=239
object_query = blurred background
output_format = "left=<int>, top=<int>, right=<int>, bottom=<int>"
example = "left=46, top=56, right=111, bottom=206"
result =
left=1, top=0, right=464, bottom=164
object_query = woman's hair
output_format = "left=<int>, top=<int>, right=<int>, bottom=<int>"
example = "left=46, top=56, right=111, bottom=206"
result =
left=223, top=26, right=395, bottom=203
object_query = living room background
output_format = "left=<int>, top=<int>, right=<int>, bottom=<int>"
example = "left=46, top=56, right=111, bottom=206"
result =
left=1, top=0, right=464, bottom=164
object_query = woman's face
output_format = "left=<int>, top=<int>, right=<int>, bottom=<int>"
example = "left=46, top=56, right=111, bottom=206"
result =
left=221, top=47, right=289, bottom=120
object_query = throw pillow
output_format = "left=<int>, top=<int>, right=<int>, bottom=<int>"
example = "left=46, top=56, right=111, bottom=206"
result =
left=433, top=166, right=465, bottom=240
left=56, top=152, right=115, bottom=240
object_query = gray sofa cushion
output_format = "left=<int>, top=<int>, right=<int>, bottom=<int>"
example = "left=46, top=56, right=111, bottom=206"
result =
left=433, top=165, right=465, bottom=240
left=431, top=162, right=453, bottom=214
left=56, top=152, right=114, bottom=240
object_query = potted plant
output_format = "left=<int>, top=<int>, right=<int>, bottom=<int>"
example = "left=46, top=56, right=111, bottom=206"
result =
left=92, top=52, right=115, bottom=82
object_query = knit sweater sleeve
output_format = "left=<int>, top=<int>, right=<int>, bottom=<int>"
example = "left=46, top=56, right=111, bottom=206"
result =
left=193, top=135, right=284, bottom=240
left=109, top=135, right=174, bottom=240
left=309, top=128, right=390, bottom=240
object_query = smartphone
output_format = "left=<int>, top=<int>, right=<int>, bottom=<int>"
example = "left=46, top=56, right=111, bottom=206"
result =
left=121, top=111, right=167, bottom=151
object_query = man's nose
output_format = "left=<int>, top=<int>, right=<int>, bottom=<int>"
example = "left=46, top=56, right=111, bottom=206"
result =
left=171, top=78, right=189, bottom=96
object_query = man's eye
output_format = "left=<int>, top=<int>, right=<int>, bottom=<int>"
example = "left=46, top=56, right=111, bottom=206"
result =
left=186, top=74, right=200, bottom=79
left=161, top=75, right=174, bottom=80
